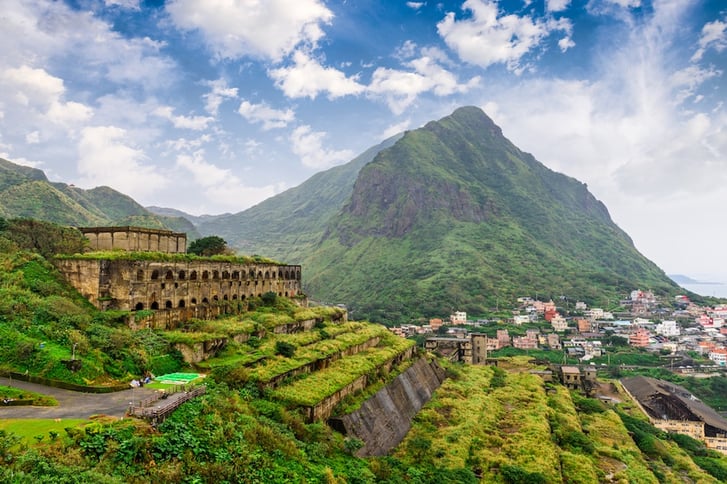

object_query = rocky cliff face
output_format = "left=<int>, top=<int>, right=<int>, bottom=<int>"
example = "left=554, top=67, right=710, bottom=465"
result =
left=332, top=358, right=447, bottom=456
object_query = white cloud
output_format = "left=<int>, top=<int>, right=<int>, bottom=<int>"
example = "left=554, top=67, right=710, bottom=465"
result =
left=175, top=151, right=283, bottom=212
left=77, top=126, right=167, bottom=199
left=406, top=2, right=425, bottom=11
left=546, top=0, right=571, bottom=13
left=269, top=51, right=365, bottom=99
left=437, top=0, right=573, bottom=72
left=153, top=106, right=214, bottom=131
left=1, top=65, right=93, bottom=126
left=25, top=131, right=40, bottom=144
left=203, top=79, right=238, bottom=115
left=558, top=36, right=575, bottom=51
left=238, top=101, right=295, bottom=130
left=603, top=0, right=641, bottom=7
left=290, top=125, right=354, bottom=169
left=166, top=0, right=333, bottom=61
left=380, top=120, right=411, bottom=140
left=368, top=54, right=480, bottom=114
left=691, top=19, right=727, bottom=62
left=105, top=0, right=141, bottom=10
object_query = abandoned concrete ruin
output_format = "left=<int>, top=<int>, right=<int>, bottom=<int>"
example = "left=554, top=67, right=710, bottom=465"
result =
left=55, top=226, right=303, bottom=328
left=621, top=376, right=727, bottom=455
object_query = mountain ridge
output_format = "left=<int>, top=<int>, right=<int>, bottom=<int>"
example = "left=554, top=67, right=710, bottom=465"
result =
left=0, top=157, right=198, bottom=236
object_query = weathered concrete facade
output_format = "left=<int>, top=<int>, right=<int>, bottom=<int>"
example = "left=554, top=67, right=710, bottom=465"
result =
left=331, top=358, right=446, bottom=456
left=55, top=258, right=302, bottom=312
left=80, top=226, right=187, bottom=253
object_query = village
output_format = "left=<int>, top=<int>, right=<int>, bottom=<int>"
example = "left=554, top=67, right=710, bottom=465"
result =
left=391, top=289, right=727, bottom=369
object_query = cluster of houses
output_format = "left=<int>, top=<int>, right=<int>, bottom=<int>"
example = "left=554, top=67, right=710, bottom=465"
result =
left=391, top=289, right=727, bottom=368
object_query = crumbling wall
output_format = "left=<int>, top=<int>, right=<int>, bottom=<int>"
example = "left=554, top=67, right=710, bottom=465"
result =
left=334, top=358, right=446, bottom=456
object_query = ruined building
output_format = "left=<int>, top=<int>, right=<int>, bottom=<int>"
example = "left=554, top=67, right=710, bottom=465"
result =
left=621, top=376, right=727, bottom=455
left=55, top=227, right=302, bottom=328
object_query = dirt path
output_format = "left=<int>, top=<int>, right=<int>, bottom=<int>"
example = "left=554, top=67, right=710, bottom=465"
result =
left=0, top=377, right=160, bottom=419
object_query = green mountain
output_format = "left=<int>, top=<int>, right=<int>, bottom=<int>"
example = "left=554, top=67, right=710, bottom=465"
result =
left=202, top=107, right=680, bottom=322
left=0, top=157, right=197, bottom=235
left=196, top=133, right=402, bottom=261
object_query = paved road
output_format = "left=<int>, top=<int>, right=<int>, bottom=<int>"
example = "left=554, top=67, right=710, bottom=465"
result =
left=0, top=377, right=160, bottom=419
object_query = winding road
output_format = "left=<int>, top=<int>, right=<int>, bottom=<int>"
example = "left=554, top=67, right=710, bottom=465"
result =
left=0, top=377, right=160, bottom=419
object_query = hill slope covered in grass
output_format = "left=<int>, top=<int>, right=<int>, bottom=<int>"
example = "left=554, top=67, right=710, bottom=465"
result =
left=302, top=107, right=679, bottom=322
left=0, top=158, right=198, bottom=236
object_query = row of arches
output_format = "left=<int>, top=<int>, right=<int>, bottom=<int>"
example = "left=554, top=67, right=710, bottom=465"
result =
left=134, top=291, right=294, bottom=310
left=138, top=268, right=301, bottom=282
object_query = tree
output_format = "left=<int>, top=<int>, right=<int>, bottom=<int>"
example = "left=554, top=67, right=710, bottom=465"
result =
left=187, top=236, right=228, bottom=256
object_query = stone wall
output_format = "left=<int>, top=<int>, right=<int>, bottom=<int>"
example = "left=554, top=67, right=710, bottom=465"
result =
left=54, top=258, right=302, bottom=326
left=80, top=226, right=187, bottom=253
left=332, top=358, right=446, bottom=456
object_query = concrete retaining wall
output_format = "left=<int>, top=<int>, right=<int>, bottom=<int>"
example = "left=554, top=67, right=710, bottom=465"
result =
left=333, top=358, right=446, bottom=456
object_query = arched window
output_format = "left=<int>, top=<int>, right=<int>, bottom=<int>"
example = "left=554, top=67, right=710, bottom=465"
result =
left=222, top=271, right=230, bottom=279
left=165, top=270, right=173, bottom=280
left=136, top=269, right=144, bottom=281
left=179, top=270, right=186, bottom=280
left=213, top=295, right=219, bottom=301
left=178, top=299, right=186, bottom=308
left=202, top=270, right=209, bottom=280
left=258, top=271, right=263, bottom=279
left=202, top=297, right=209, bottom=304
left=232, top=271, right=240, bottom=280
left=135, top=302, right=144, bottom=310
left=232, top=294, right=238, bottom=300
left=165, top=300, right=173, bottom=309
left=191, top=298, right=197, bottom=306
left=190, top=270, right=198, bottom=280
left=151, top=270, right=160, bottom=280
left=278, top=270, right=283, bottom=279
left=223, top=294, right=228, bottom=300
left=212, top=270, right=220, bottom=280
left=264, top=271, right=270, bottom=279
left=249, top=269, right=255, bottom=279
left=151, top=301, right=159, bottom=310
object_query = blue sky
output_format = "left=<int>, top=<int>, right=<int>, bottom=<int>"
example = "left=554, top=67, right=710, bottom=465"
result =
left=1, top=0, right=726, bottom=281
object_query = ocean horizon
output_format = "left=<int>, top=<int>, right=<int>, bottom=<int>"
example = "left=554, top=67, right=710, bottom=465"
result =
left=681, top=282, right=727, bottom=299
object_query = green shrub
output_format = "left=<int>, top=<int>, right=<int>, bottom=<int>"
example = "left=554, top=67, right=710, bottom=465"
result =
left=275, top=341, right=296, bottom=358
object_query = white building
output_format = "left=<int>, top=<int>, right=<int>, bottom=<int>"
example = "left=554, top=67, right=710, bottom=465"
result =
left=450, top=311, right=467, bottom=325
left=551, top=314, right=568, bottom=332
left=655, top=320, right=680, bottom=338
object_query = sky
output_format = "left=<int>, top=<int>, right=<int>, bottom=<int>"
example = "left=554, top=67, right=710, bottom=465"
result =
left=0, top=0, right=726, bottom=282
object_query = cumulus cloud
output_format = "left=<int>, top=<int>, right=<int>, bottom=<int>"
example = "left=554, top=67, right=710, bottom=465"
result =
left=269, top=51, right=365, bottom=99
left=166, top=0, right=333, bottom=61
left=77, top=126, right=167, bottom=199
left=437, top=0, right=573, bottom=72
left=368, top=52, right=480, bottom=114
left=691, top=19, right=727, bottom=62
left=546, top=0, right=571, bottom=13
left=380, top=119, right=411, bottom=139
left=238, top=101, right=295, bottom=130
left=203, top=79, right=238, bottom=115
left=406, top=2, right=425, bottom=10
left=290, top=125, right=354, bottom=169
left=1, top=65, right=93, bottom=126
left=105, top=0, right=141, bottom=10
left=175, top=151, right=283, bottom=212
left=153, top=106, right=214, bottom=131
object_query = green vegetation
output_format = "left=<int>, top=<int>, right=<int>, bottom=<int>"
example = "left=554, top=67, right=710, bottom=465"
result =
left=55, top=250, right=279, bottom=265
left=0, top=386, right=57, bottom=406
left=197, top=107, right=682, bottom=324
left=187, top=235, right=229, bottom=256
